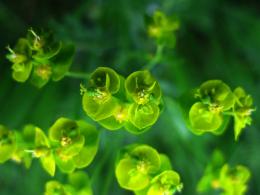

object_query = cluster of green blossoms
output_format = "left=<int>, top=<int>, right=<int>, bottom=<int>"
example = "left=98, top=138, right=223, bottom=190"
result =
left=0, top=118, right=99, bottom=176
left=115, top=144, right=183, bottom=195
left=187, top=80, right=254, bottom=140
left=6, top=29, right=75, bottom=88
left=197, top=150, right=251, bottom=195
left=147, top=10, right=179, bottom=47
left=45, top=171, right=92, bottom=195
left=82, top=67, right=163, bottom=134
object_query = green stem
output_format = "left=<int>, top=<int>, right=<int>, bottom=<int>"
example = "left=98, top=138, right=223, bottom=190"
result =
left=144, top=44, right=165, bottom=70
left=65, top=71, right=90, bottom=79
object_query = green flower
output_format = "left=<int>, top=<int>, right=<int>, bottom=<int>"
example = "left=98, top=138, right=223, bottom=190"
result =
left=219, top=164, right=251, bottom=195
left=82, top=67, right=121, bottom=121
left=115, top=144, right=161, bottom=191
left=0, top=125, right=16, bottom=163
left=188, top=80, right=235, bottom=134
left=147, top=170, right=183, bottom=195
left=45, top=171, right=93, bottom=195
left=148, top=11, right=179, bottom=47
left=6, top=28, right=75, bottom=88
left=125, top=70, right=161, bottom=105
left=48, top=118, right=99, bottom=173
left=233, top=87, right=255, bottom=141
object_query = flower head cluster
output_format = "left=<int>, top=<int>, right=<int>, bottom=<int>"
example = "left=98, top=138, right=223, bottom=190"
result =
left=0, top=118, right=99, bottom=176
left=82, top=67, right=163, bottom=134
left=6, top=28, right=75, bottom=88
left=147, top=11, right=179, bottom=47
left=45, top=171, right=92, bottom=195
left=187, top=80, right=254, bottom=140
left=197, top=150, right=250, bottom=195
left=115, top=144, right=183, bottom=194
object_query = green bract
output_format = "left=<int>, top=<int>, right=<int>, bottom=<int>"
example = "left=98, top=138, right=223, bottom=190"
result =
left=48, top=118, right=99, bottom=173
left=197, top=150, right=251, bottom=195
left=148, top=11, right=179, bottom=47
left=5, top=118, right=99, bottom=176
left=45, top=171, right=93, bottom=195
left=82, top=68, right=163, bottom=134
left=233, top=87, right=255, bottom=141
left=147, top=170, right=183, bottom=195
left=6, top=28, right=75, bottom=88
left=219, top=164, right=251, bottom=195
left=115, top=144, right=183, bottom=194
left=0, top=125, right=16, bottom=163
left=186, top=80, right=254, bottom=140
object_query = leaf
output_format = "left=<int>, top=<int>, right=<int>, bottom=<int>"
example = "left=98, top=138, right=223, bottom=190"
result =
left=73, top=121, right=99, bottom=168
left=41, top=152, right=56, bottom=176
left=51, top=43, right=75, bottom=81
left=0, top=125, right=16, bottom=163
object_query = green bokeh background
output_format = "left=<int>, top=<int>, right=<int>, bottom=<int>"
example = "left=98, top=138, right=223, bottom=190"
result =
left=0, top=0, right=259, bottom=194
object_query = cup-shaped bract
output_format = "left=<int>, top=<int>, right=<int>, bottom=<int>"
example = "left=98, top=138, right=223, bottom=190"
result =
left=189, top=102, right=223, bottom=134
left=125, top=70, right=161, bottom=105
left=48, top=118, right=99, bottom=173
left=233, top=87, right=255, bottom=141
left=0, top=125, right=16, bottom=163
left=115, top=144, right=161, bottom=191
left=197, top=80, right=235, bottom=111
left=219, top=164, right=251, bottom=195
left=147, top=170, right=183, bottom=195
left=82, top=67, right=121, bottom=121
left=128, top=102, right=160, bottom=131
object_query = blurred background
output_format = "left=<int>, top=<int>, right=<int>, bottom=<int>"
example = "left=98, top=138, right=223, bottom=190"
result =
left=0, top=0, right=259, bottom=194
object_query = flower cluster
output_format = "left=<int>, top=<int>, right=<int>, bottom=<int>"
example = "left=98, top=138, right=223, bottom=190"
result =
left=187, top=80, right=254, bottom=140
left=44, top=171, right=92, bottom=195
left=6, top=28, right=75, bottom=88
left=115, top=144, right=183, bottom=194
left=82, top=67, right=163, bottom=134
left=197, top=150, right=251, bottom=195
left=147, top=11, right=179, bottom=47
left=0, top=118, right=99, bottom=176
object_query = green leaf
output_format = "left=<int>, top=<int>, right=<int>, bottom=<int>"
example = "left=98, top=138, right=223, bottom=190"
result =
left=54, top=153, right=75, bottom=173
left=41, top=152, right=56, bottom=176
left=73, top=121, right=99, bottom=168
left=35, top=127, right=50, bottom=148
left=30, top=64, right=52, bottom=88
left=128, top=102, right=160, bottom=130
left=189, top=102, right=223, bottom=133
left=0, top=125, right=16, bottom=163
left=44, top=181, right=66, bottom=195
left=51, top=43, right=75, bottom=81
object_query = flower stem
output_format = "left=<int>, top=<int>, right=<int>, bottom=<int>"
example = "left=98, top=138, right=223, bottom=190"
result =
left=144, top=44, right=165, bottom=70
left=65, top=71, right=90, bottom=79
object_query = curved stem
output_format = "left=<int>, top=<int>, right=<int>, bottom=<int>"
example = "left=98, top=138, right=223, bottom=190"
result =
left=65, top=71, right=90, bottom=79
left=143, top=44, right=165, bottom=70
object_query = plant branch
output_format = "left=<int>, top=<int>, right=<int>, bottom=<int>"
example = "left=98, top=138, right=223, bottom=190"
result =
left=143, top=44, right=165, bottom=70
left=65, top=71, right=90, bottom=80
